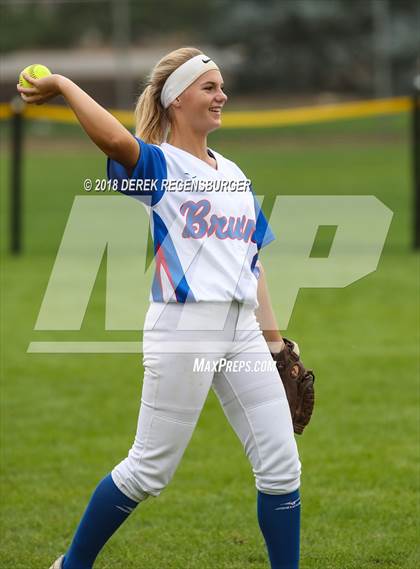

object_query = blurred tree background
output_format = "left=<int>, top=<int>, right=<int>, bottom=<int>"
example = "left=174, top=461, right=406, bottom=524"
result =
left=210, top=0, right=419, bottom=96
left=0, top=0, right=419, bottom=100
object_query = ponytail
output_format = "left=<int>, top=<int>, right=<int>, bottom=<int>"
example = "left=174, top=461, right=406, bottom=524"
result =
left=135, top=84, right=168, bottom=145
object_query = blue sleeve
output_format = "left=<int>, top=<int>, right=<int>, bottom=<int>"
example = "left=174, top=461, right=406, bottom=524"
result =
left=250, top=191, right=275, bottom=279
left=107, top=137, right=167, bottom=206
left=252, top=193, right=276, bottom=250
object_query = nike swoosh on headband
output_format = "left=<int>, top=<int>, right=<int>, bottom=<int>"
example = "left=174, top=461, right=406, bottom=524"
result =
left=160, top=54, right=219, bottom=108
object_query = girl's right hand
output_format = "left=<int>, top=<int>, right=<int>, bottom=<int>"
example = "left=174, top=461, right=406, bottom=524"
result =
left=16, top=73, right=63, bottom=105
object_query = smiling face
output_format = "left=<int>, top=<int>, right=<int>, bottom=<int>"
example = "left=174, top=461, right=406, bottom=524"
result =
left=169, top=69, right=228, bottom=135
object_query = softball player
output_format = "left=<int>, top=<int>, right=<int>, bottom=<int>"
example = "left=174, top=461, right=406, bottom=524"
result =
left=18, top=47, right=302, bottom=569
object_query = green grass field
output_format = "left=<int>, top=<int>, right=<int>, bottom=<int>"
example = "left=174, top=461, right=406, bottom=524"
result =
left=1, top=114, right=419, bottom=569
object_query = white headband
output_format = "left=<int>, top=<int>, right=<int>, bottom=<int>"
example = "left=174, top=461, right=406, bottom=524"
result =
left=160, top=54, right=219, bottom=109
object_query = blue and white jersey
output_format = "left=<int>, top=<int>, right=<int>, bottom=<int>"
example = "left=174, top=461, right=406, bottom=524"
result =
left=107, top=138, right=275, bottom=307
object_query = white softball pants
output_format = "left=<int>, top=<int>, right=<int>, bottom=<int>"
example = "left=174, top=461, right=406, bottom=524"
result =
left=112, top=301, right=301, bottom=502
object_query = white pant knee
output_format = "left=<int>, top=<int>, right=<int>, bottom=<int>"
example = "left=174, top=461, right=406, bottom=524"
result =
left=111, top=461, right=152, bottom=503
left=255, top=437, right=302, bottom=495
left=111, top=414, right=193, bottom=503
left=112, top=448, right=181, bottom=503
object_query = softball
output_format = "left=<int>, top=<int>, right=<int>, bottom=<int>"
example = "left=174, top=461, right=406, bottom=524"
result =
left=19, top=64, right=51, bottom=88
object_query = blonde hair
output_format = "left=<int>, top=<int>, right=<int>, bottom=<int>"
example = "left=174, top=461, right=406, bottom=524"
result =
left=135, top=47, right=203, bottom=145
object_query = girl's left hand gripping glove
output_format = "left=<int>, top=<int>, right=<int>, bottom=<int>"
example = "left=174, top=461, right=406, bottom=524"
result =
left=271, top=338, right=315, bottom=435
